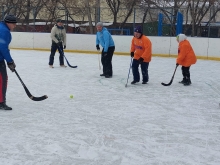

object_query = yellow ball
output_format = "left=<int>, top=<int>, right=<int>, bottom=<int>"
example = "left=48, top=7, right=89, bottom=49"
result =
left=70, top=95, right=73, bottom=98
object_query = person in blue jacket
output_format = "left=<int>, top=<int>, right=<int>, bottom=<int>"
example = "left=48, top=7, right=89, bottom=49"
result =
left=96, top=22, right=115, bottom=78
left=0, top=14, right=17, bottom=110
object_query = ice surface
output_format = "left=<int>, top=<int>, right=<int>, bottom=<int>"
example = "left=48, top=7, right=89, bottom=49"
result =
left=0, top=49, right=220, bottom=165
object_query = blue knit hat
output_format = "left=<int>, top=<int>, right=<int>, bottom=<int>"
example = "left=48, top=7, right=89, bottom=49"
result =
left=134, top=26, right=142, bottom=34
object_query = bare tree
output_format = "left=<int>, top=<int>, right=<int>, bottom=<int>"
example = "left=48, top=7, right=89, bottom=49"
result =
left=104, top=0, right=140, bottom=34
left=1, top=0, right=219, bottom=35
left=85, top=0, right=93, bottom=33
left=139, top=0, right=219, bottom=36
left=105, top=0, right=120, bottom=25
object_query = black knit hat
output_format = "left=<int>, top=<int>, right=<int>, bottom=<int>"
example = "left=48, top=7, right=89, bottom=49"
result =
left=56, top=19, right=63, bottom=23
left=4, top=14, right=17, bottom=23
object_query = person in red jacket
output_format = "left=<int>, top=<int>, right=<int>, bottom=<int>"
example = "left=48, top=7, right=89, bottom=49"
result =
left=176, top=33, right=197, bottom=86
left=130, top=26, right=152, bottom=84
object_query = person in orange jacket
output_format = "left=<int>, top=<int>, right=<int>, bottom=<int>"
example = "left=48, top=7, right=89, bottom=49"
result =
left=176, top=33, right=197, bottom=86
left=130, top=26, right=152, bottom=84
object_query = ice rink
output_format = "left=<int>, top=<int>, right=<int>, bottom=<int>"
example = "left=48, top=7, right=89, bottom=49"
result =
left=0, top=49, right=220, bottom=165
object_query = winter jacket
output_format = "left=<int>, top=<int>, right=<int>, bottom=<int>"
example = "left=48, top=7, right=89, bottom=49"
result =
left=176, top=34, right=197, bottom=67
left=0, top=22, right=13, bottom=62
left=96, top=27, right=115, bottom=52
left=51, top=24, right=66, bottom=45
left=130, top=35, right=152, bottom=62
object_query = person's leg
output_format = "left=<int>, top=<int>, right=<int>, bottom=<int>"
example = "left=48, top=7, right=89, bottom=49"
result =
left=131, top=59, right=140, bottom=84
left=57, top=44, right=65, bottom=66
left=141, top=62, right=149, bottom=84
left=49, top=43, right=57, bottom=67
left=105, top=46, right=115, bottom=78
left=183, top=66, right=191, bottom=85
left=0, top=61, right=11, bottom=110
left=179, top=66, right=187, bottom=84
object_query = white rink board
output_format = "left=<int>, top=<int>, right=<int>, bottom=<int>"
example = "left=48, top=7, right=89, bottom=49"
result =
left=10, top=32, right=220, bottom=58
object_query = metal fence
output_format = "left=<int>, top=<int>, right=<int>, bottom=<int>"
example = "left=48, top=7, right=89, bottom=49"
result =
left=1, top=5, right=220, bottom=38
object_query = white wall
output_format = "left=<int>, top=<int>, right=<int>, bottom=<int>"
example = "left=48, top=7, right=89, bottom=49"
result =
left=10, top=32, right=220, bottom=59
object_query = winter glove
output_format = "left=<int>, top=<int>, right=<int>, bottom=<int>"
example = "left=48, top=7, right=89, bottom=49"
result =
left=138, top=57, right=144, bottom=63
left=176, top=63, right=179, bottom=66
left=130, top=52, right=134, bottom=57
left=7, top=61, right=16, bottom=72
left=103, top=52, right=108, bottom=56
left=96, top=45, right=100, bottom=51
left=63, top=45, right=66, bottom=49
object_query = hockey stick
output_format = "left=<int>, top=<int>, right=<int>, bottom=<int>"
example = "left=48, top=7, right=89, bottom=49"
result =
left=161, top=65, right=178, bottom=86
left=57, top=46, right=77, bottom=68
left=98, top=51, right=101, bottom=70
left=14, top=69, right=48, bottom=101
left=125, top=57, right=133, bottom=87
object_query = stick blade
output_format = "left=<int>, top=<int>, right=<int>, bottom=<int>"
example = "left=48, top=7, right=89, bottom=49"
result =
left=68, top=65, right=77, bottom=68
left=23, top=85, right=48, bottom=101
left=65, top=58, right=77, bottom=68
left=31, top=95, right=48, bottom=101
left=161, top=80, right=173, bottom=86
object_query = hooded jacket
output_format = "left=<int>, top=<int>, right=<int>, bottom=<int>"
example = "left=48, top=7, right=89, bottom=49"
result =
left=96, top=27, right=115, bottom=52
left=176, top=34, right=197, bottom=67
left=51, top=24, right=66, bottom=45
left=0, top=22, right=13, bottom=62
left=130, top=35, right=152, bottom=62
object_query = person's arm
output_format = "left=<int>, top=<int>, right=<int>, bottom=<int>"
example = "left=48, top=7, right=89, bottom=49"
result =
left=63, top=28, right=67, bottom=46
left=0, top=31, right=13, bottom=62
left=103, top=31, right=110, bottom=52
left=176, top=44, right=187, bottom=64
left=96, top=33, right=100, bottom=45
left=130, top=37, right=135, bottom=53
left=50, top=27, right=59, bottom=43
left=96, top=33, right=100, bottom=50
left=142, top=37, right=152, bottom=60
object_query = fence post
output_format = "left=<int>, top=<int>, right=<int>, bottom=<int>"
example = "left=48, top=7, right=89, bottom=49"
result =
left=176, top=12, right=183, bottom=35
left=158, top=13, right=163, bottom=36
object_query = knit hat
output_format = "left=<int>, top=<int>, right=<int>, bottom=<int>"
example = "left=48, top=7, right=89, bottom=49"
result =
left=56, top=19, right=63, bottom=23
left=134, top=26, right=142, bottom=34
left=96, top=22, right=103, bottom=27
left=4, top=14, right=17, bottom=23
left=177, top=33, right=187, bottom=42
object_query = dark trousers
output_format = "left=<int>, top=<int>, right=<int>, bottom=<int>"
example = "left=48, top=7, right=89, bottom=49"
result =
left=101, top=46, right=115, bottom=76
left=132, top=59, right=149, bottom=82
left=49, top=42, right=64, bottom=65
left=0, top=61, right=7, bottom=103
left=181, top=66, right=190, bottom=79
